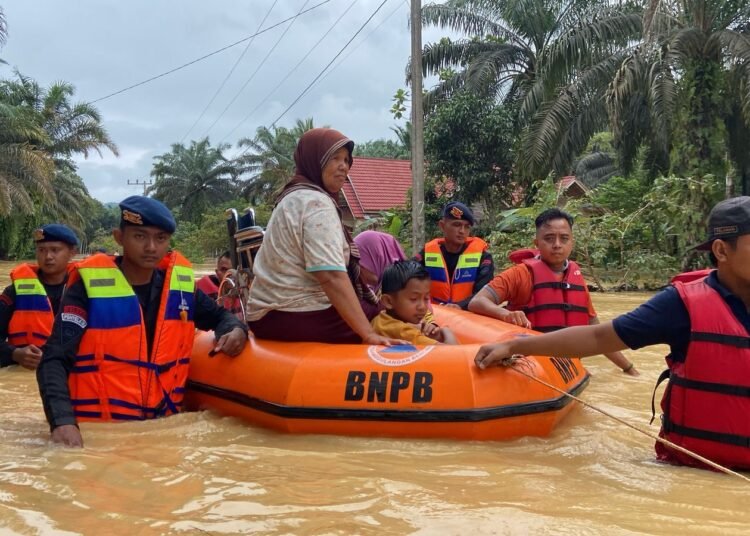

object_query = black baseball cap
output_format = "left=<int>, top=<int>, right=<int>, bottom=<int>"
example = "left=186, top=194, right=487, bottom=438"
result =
left=693, top=196, right=750, bottom=251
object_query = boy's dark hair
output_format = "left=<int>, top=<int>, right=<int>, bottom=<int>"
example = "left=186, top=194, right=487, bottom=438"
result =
left=708, top=237, right=738, bottom=267
left=535, top=208, right=574, bottom=230
left=381, top=260, right=429, bottom=294
left=219, top=251, right=231, bottom=261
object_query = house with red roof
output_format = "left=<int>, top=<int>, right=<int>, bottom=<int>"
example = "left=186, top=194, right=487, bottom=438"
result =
left=340, top=157, right=412, bottom=226
left=556, top=176, right=589, bottom=199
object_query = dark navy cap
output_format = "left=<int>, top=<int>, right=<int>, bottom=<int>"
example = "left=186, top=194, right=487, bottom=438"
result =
left=693, top=196, right=750, bottom=250
left=33, top=224, right=79, bottom=247
left=442, top=201, right=475, bottom=225
left=119, top=195, right=176, bottom=234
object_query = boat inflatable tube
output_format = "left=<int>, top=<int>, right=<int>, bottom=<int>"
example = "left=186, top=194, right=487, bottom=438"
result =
left=185, top=306, right=590, bottom=440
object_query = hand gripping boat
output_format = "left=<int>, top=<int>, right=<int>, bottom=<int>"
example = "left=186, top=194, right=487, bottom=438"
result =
left=185, top=306, right=590, bottom=440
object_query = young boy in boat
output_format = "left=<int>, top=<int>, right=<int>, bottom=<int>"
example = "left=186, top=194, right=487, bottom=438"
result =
left=372, top=260, right=458, bottom=345
left=0, top=224, right=78, bottom=370
left=468, top=207, right=638, bottom=376
left=475, top=196, right=750, bottom=471
left=36, top=196, right=249, bottom=448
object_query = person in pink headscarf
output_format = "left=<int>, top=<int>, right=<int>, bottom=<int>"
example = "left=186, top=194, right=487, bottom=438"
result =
left=353, top=231, right=407, bottom=319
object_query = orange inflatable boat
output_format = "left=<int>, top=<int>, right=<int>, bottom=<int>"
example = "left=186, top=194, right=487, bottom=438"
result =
left=185, top=306, right=589, bottom=441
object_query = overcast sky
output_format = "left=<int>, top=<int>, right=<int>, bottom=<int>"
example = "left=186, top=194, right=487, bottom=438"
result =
left=1, top=1, right=444, bottom=203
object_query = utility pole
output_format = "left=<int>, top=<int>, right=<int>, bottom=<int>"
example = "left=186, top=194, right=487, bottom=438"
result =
left=127, top=179, right=153, bottom=195
left=410, top=0, right=425, bottom=254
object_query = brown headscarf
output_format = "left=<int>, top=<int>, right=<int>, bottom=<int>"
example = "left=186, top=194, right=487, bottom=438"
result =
left=276, top=128, right=378, bottom=306
left=279, top=127, right=355, bottom=199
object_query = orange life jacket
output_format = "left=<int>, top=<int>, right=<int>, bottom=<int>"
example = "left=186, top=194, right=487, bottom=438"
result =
left=508, top=258, right=590, bottom=332
left=655, top=277, right=750, bottom=469
left=68, top=252, right=196, bottom=422
left=8, top=264, right=55, bottom=347
left=424, top=237, right=488, bottom=305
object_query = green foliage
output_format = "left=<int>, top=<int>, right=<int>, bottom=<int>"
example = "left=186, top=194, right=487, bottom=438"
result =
left=424, top=91, right=516, bottom=213
left=171, top=221, right=205, bottom=263
left=167, top=200, right=272, bottom=262
left=391, top=89, right=408, bottom=120
left=354, top=210, right=404, bottom=238
left=608, top=0, right=750, bottom=183
left=150, top=138, right=238, bottom=225
left=88, top=229, right=120, bottom=256
left=354, top=138, right=409, bottom=159
left=237, top=118, right=317, bottom=204
left=481, top=173, right=719, bottom=289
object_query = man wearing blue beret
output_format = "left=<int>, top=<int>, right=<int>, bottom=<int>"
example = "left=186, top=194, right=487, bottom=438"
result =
left=37, top=195, right=249, bottom=447
left=414, top=201, right=494, bottom=310
left=0, top=224, right=78, bottom=370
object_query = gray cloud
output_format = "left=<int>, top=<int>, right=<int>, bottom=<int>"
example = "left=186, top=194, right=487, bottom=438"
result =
left=2, top=0, right=442, bottom=202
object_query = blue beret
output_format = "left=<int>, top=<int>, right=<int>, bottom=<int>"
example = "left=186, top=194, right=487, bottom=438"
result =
left=442, top=201, right=476, bottom=225
left=119, top=195, right=176, bottom=234
left=33, top=224, right=79, bottom=247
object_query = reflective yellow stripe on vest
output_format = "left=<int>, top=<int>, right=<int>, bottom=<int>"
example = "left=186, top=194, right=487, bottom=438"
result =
left=456, top=252, right=481, bottom=269
left=13, top=278, right=46, bottom=296
left=169, top=265, right=195, bottom=292
left=424, top=253, right=445, bottom=268
left=78, top=267, right=135, bottom=298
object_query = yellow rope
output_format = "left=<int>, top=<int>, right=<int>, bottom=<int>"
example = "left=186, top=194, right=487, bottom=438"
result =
left=506, top=358, right=750, bottom=483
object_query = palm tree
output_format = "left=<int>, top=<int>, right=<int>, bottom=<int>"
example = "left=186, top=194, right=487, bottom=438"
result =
left=0, top=73, right=118, bottom=164
left=607, top=0, right=750, bottom=185
left=236, top=118, right=316, bottom=202
left=0, top=102, right=55, bottom=217
left=420, top=0, right=642, bottom=179
left=0, top=72, right=118, bottom=217
left=150, top=138, right=240, bottom=224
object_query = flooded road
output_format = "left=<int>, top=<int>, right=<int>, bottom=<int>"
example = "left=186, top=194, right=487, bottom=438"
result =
left=0, top=261, right=747, bottom=535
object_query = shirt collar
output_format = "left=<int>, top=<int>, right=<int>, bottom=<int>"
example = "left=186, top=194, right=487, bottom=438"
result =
left=538, top=255, right=568, bottom=273
left=705, top=269, right=734, bottom=300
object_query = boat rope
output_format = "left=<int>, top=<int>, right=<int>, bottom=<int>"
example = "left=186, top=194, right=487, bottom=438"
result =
left=503, top=355, right=750, bottom=483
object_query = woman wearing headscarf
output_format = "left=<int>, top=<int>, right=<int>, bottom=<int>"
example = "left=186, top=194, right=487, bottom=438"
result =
left=353, top=230, right=407, bottom=319
left=246, top=128, right=404, bottom=345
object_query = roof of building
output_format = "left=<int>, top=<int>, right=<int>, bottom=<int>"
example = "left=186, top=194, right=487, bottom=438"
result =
left=557, top=176, right=589, bottom=197
left=341, top=157, right=412, bottom=218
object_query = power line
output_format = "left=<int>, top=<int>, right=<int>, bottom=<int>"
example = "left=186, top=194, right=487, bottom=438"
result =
left=89, top=0, right=331, bottom=104
left=180, top=0, right=280, bottom=143
left=232, top=0, right=391, bottom=164
left=220, top=0, right=360, bottom=144
left=267, top=0, right=391, bottom=130
left=202, top=0, right=312, bottom=139
left=316, top=0, right=405, bottom=87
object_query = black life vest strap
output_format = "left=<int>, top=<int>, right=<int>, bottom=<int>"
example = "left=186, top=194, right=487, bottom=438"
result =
left=525, top=302, right=589, bottom=314
left=662, top=416, right=750, bottom=449
left=650, top=369, right=671, bottom=425
left=691, top=331, right=750, bottom=349
left=532, top=281, right=587, bottom=292
left=669, top=374, right=750, bottom=397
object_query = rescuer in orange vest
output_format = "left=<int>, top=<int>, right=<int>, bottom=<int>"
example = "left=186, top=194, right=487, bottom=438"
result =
left=475, top=197, right=750, bottom=471
left=0, top=224, right=78, bottom=370
left=36, top=196, right=249, bottom=448
left=469, top=208, right=638, bottom=375
left=414, top=202, right=494, bottom=310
